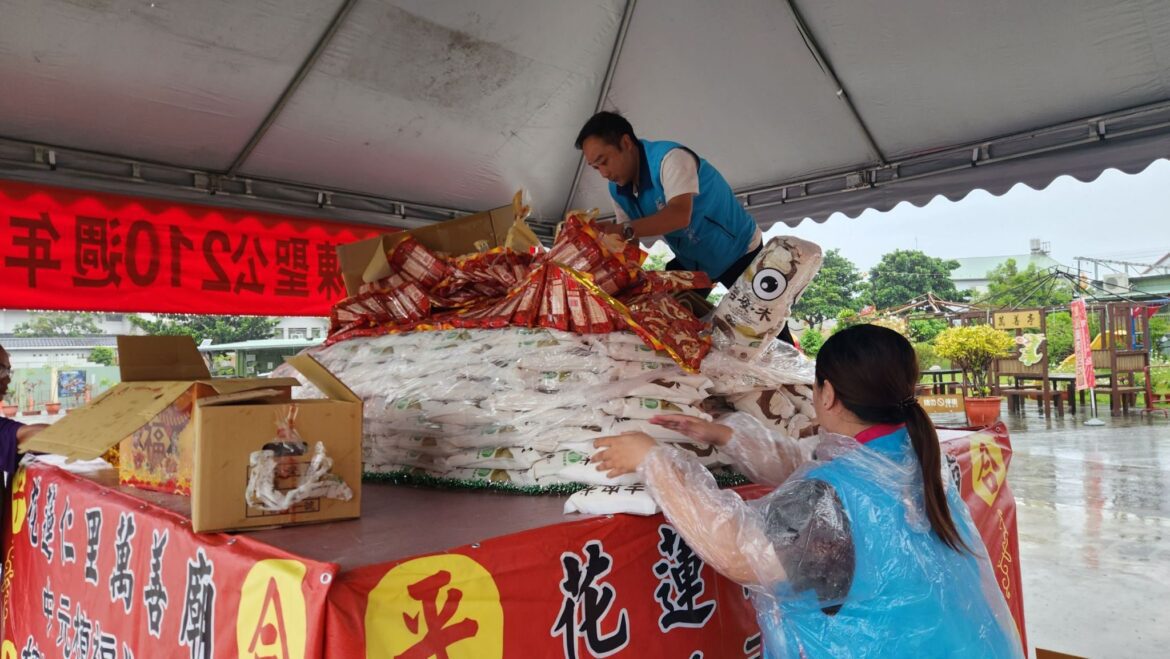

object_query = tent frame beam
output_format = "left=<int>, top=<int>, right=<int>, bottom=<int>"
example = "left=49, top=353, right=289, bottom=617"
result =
left=0, top=135, right=472, bottom=229
left=734, top=98, right=1170, bottom=223
left=225, top=0, right=360, bottom=178
left=561, top=0, right=639, bottom=218
left=785, top=0, right=886, bottom=165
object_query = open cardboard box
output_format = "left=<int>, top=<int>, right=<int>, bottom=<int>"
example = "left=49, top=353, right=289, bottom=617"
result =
left=338, top=201, right=541, bottom=296
left=23, top=336, right=362, bottom=533
left=192, top=352, right=362, bottom=533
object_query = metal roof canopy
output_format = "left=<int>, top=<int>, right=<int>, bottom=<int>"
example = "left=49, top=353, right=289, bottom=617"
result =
left=2, top=0, right=1169, bottom=237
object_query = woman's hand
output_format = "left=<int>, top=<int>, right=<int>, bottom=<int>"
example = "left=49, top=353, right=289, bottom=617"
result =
left=593, top=433, right=658, bottom=477
left=650, top=414, right=733, bottom=446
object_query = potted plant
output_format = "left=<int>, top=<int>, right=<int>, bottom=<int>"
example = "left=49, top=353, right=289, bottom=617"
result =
left=1, top=401, right=16, bottom=417
left=22, top=380, right=41, bottom=416
left=934, top=324, right=1016, bottom=426
left=46, top=401, right=61, bottom=415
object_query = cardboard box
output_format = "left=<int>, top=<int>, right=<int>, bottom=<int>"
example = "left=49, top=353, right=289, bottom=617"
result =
left=191, top=353, right=362, bottom=533
left=339, top=204, right=522, bottom=296
left=26, top=336, right=298, bottom=496
left=25, top=337, right=363, bottom=533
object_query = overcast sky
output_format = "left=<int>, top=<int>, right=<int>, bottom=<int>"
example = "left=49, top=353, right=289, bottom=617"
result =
left=757, top=159, right=1170, bottom=273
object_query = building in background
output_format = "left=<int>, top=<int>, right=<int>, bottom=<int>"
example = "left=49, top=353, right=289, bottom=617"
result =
left=0, top=335, right=119, bottom=368
left=950, top=239, right=1062, bottom=293
left=0, top=310, right=139, bottom=336
left=273, top=316, right=330, bottom=340
left=198, top=337, right=324, bottom=376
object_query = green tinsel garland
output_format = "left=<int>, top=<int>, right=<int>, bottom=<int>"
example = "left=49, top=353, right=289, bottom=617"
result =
left=362, top=469, right=750, bottom=496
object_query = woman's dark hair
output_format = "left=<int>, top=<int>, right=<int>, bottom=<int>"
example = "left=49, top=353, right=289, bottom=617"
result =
left=815, top=324, right=969, bottom=553
left=575, top=111, right=638, bottom=149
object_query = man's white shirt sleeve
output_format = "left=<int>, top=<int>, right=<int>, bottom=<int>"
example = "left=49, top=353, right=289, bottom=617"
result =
left=611, top=202, right=632, bottom=224
left=610, top=148, right=700, bottom=233
left=661, top=148, right=701, bottom=200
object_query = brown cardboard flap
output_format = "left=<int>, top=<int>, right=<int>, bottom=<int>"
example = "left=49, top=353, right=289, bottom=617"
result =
left=338, top=204, right=515, bottom=295
left=360, top=235, right=404, bottom=286
left=22, top=381, right=195, bottom=459
left=202, top=377, right=299, bottom=395
left=197, top=388, right=291, bottom=408
left=285, top=354, right=361, bottom=404
left=338, top=235, right=392, bottom=297
left=117, top=335, right=210, bottom=381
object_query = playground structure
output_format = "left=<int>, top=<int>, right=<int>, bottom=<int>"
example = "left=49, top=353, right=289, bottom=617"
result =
left=871, top=267, right=1168, bottom=419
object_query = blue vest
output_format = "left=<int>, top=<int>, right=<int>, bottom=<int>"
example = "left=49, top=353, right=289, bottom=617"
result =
left=609, top=139, right=756, bottom=278
left=761, top=429, right=1022, bottom=659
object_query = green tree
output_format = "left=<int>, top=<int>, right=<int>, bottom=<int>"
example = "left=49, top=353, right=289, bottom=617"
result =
left=867, top=250, right=961, bottom=310
left=1151, top=315, right=1169, bottom=359
left=792, top=249, right=863, bottom=328
left=88, top=346, right=116, bottom=366
left=979, top=259, right=1071, bottom=308
left=909, top=319, right=949, bottom=343
left=934, top=324, right=1016, bottom=395
left=14, top=312, right=101, bottom=337
left=1046, top=310, right=1102, bottom=367
left=128, top=315, right=280, bottom=345
left=832, top=309, right=863, bottom=335
left=800, top=327, right=825, bottom=357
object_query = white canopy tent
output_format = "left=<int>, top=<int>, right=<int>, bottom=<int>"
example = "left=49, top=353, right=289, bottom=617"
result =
left=2, top=0, right=1169, bottom=238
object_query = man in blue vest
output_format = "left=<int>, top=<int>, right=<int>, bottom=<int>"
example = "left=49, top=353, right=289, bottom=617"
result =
left=574, top=111, right=763, bottom=289
left=575, top=112, right=795, bottom=343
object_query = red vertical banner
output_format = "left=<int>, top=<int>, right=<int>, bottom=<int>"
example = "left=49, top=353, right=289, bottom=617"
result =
left=0, top=180, right=385, bottom=316
left=1071, top=299, right=1097, bottom=391
left=2, top=461, right=339, bottom=659
left=942, top=425, right=1027, bottom=654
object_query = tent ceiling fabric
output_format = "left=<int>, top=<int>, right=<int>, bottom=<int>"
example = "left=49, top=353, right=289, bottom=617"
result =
left=2, top=0, right=1169, bottom=229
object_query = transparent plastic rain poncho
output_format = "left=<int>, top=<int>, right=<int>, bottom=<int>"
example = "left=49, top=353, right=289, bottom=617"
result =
left=638, top=413, right=1024, bottom=659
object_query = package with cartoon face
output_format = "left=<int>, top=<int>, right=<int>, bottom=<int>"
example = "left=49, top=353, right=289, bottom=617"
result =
left=712, top=236, right=823, bottom=361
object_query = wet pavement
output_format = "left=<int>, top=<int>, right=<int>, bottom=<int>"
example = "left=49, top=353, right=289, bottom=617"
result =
left=1003, top=408, right=1170, bottom=658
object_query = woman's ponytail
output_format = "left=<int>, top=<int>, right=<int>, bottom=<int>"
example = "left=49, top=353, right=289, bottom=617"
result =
left=903, top=401, right=969, bottom=553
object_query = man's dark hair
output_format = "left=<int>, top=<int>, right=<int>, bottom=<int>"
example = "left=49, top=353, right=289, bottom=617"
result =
left=575, top=111, right=637, bottom=149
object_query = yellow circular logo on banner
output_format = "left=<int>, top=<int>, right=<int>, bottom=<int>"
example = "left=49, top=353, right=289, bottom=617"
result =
left=9, top=468, right=27, bottom=535
left=365, top=554, right=503, bottom=659
left=970, top=433, right=1008, bottom=507
left=2, top=639, right=16, bottom=659
left=236, top=559, right=308, bottom=659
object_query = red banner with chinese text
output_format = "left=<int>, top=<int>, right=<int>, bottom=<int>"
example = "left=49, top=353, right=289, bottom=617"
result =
left=325, top=427, right=1026, bottom=658
left=1071, top=299, right=1097, bottom=391
left=2, top=430, right=1025, bottom=659
left=942, top=424, right=1027, bottom=653
left=2, top=460, right=338, bottom=659
left=325, top=509, right=762, bottom=659
left=0, top=180, right=385, bottom=316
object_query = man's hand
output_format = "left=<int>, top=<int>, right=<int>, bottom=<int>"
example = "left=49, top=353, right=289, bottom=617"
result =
left=593, top=432, right=658, bottom=477
left=650, top=414, right=733, bottom=446
left=595, top=221, right=627, bottom=237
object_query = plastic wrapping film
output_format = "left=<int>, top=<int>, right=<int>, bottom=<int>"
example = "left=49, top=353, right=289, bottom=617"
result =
left=639, top=424, right=1024, bottom=658
left=244, top=407, right=354, bottom=512
left=702, top=339, right=816, bottom=394
left=272, top=327, right=744, bottom=494
left=246, top=442, right=354, bottom=512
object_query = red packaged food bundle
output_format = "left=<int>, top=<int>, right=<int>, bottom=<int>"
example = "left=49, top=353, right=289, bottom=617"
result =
left=388, top=237, right=452, bottom=289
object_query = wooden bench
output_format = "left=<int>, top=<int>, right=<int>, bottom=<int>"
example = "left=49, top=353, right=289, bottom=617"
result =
left=998, top=387, right=1066, bottom=417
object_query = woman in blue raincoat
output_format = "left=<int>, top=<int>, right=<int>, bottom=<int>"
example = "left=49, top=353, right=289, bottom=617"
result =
left=594, top=324, right=1023, bottom=658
